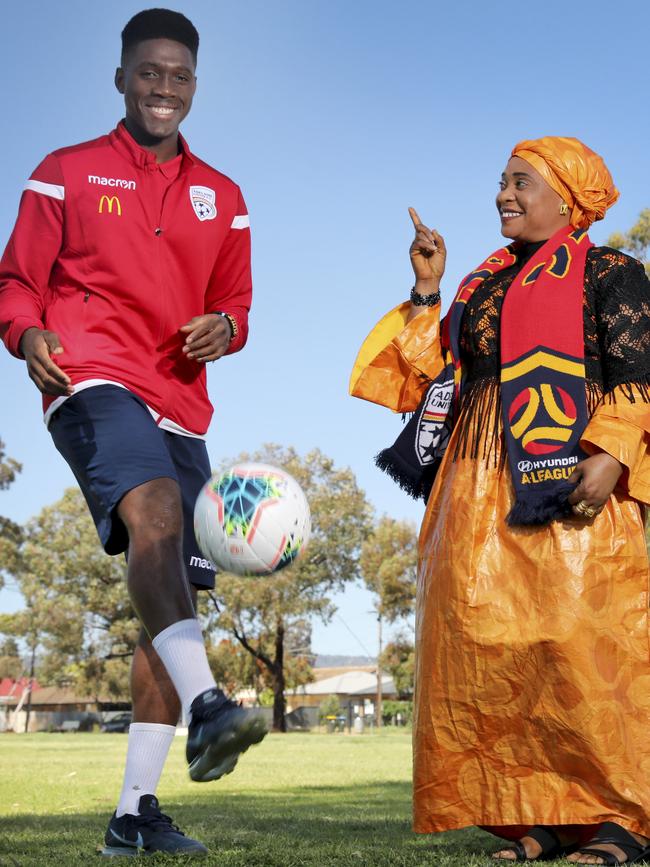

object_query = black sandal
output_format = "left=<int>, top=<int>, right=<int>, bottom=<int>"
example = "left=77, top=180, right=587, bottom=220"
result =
left=574, top=822, right=650, bottom=865
left=493, top=825, right=569, bottom=861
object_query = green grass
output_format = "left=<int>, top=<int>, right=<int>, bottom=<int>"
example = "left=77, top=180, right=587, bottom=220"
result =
left=0, top=731, right=564, bottom=865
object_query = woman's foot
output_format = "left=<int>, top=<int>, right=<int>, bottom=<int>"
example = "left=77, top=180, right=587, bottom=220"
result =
left=493, top=826, right=573, bottom=861
left=493, top=834, right=544, bottom=860
left=566, top=823, right=649, bottom=864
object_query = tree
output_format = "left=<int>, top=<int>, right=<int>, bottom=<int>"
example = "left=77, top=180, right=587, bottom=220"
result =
left=607, top=209, right=650, bottom=276
left=360, top=517, right=417, bottom=621
left=0, top=439, right=21, bottom=491
left=0, top=438, right=23, bottom=588
left=206, top=623, right=316, bottom=702
left=207, top=638, right=266, bottom=697
left=360, top=516, right=418, bottom=726
left=381, top=699, right=413, bottom=725
left=211, top=445, right=373, bottom=732
left=2, top=488, right=138, bottom=699
left=380, top=633, right=415, bottom=697
left=318, top=693, right=341, bottom=723
left=0, top=636, right=23, bottom=680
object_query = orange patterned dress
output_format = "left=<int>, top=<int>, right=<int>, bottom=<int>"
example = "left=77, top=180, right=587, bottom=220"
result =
left=350, top=248, right=650, bottom=838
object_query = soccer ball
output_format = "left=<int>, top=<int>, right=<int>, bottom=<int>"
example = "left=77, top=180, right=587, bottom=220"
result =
left=194, top=462, right=311, bottom=576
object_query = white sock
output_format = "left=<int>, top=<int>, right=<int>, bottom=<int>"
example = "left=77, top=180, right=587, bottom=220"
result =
left=151, top=618, right=218, bottom=720
left=116, top=722, right=176, bottom=817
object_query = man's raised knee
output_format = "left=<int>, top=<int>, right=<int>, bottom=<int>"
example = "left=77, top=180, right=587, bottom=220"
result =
left=118, top=477, right=183, bottom=541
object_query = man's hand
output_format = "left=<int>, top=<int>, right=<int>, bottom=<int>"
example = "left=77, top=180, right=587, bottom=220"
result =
left=567, top=452, right=623, bottom=518
left=20, top=327, right=73, bottom=396
left=179, top=314, right=231, bottom=363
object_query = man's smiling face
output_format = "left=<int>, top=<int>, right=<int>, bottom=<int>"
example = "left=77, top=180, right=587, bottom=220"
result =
left=115, top=38, right=196, bottom=147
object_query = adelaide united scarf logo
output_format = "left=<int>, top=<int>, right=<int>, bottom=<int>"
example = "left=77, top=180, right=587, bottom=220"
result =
left=415, top=375, right=454, bottom=465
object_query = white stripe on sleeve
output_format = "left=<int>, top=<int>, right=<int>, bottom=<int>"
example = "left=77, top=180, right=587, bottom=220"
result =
left=24, top=179, right=65, bottom=200
left=231, top=214, right=250, bottom=229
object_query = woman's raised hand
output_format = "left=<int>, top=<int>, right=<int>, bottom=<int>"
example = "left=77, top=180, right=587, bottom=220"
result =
left=408, top=207, right=447, bottom=286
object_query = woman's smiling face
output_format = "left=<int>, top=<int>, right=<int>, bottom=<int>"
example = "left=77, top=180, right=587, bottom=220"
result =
left=496, top=155, right=570, bottom=242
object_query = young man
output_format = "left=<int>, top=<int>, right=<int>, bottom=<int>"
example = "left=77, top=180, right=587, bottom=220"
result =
left=0, top=8, right=266, bottom=858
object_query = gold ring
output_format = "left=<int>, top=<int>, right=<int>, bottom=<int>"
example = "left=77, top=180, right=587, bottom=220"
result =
left=573, top=500, right=597, bottom=518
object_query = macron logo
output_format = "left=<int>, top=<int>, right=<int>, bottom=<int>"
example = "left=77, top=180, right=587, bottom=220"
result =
left=190, top=555, right=215, bottom=570
left=88, top=175, right=136, bottom=190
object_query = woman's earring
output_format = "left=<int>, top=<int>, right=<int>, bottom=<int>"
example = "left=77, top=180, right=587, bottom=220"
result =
left=559, top=202, right=569, bottom=216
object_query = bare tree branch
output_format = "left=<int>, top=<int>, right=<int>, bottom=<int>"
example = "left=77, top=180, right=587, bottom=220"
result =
left=232, top=624, right=274, bottom=671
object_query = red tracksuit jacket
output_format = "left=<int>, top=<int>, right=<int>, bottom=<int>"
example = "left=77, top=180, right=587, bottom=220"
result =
left=0, top=122, right=252, bottom=436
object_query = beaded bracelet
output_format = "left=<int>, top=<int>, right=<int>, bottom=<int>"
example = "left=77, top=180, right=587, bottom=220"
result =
left=410, top=286, right=441, bottom=306
left=213, top=311, right=238, bottom=341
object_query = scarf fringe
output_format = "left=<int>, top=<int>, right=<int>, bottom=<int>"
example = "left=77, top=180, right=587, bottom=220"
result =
left=587, top=381, right=603, bottom=413
left=448, top=378, right=607, bottom=471
left=452, top=378, right=504, bottom=468
left=605, top=376, right=650, bottom=404
left=374, top=448, right=436, bottom=501
left=376, top=373, right=608, bottom=508
left=506, top=484, right=575, bottom=526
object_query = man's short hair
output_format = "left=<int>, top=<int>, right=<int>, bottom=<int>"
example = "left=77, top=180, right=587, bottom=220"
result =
left=121, top=8, right=199, bottom=64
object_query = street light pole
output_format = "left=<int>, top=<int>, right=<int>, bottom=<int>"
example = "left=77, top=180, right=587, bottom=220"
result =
left=376, top=610, right=383, bottom=730
left=24, top=640, right=36, bottom=734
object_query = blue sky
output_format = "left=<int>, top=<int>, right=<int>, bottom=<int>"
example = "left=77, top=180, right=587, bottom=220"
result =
left=2, top=0, right=649, bottom=656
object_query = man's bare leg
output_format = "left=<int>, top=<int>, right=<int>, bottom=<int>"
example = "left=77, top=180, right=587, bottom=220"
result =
left=115, top=476, right=266, bottom=787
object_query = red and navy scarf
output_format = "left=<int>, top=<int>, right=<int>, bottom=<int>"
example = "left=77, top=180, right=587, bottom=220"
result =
left=376, top=225, right=592, bottom=524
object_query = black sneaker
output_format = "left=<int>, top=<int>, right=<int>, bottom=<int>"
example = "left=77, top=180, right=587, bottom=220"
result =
left=101, top=794, right=208, bottom=857
left=186, top=688, right=268, bottom=783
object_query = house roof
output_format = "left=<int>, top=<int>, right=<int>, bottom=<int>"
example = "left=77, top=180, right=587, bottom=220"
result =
left=24, top=686, right=97, bottom=706
left=0, top=677, right=39, bottom=698
left=294, top=669, right=396, bottom=696
left=312, top=665, right=376, bottom=681
left=1, top=685, right=119, bottom=706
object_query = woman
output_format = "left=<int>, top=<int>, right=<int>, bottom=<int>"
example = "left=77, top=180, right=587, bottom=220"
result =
left=350, top=137, right=650, bottom=865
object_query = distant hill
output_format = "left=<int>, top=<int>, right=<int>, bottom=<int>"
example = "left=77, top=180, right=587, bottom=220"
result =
left=314, top=654, right=374, bottom=668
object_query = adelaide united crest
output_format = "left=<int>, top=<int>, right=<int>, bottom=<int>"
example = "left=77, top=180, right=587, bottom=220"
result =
left=416, top=378, right=454, bottom=465
left=189, top=185, right=217, bottom=221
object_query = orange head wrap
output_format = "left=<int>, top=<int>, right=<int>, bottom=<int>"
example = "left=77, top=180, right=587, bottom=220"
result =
left=511, top=136, right=619, bottom=229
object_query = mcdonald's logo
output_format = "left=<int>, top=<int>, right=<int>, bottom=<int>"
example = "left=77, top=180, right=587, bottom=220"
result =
left=98, top=195, right=122, bottom=216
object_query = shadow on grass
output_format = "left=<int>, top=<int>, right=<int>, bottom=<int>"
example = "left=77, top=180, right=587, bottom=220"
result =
left=0, top=781, right=501, bottom=866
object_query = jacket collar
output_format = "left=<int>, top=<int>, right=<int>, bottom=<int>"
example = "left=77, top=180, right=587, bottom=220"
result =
left=109, top=120, right=196, bottom=171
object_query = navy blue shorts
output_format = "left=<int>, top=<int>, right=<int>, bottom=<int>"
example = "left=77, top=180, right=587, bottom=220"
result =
left=49, top=385, right=215, bottom=589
